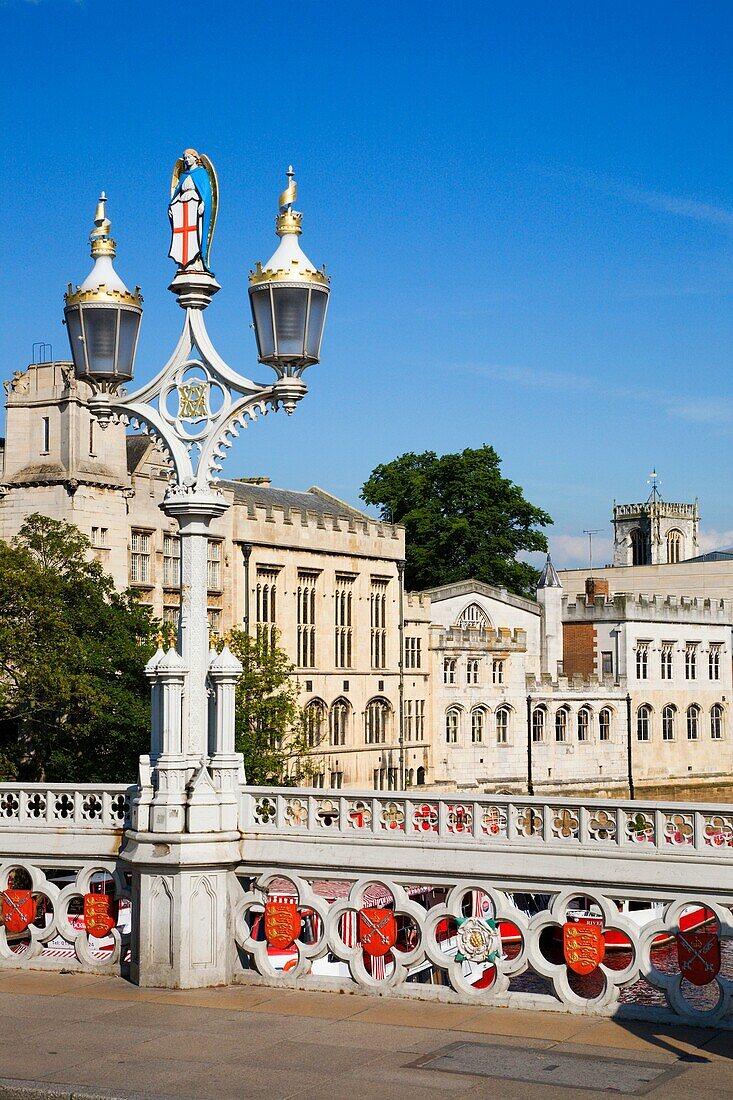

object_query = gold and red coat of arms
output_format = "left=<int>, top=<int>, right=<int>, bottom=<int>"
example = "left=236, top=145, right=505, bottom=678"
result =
left=264, top=899, right=301, bottom=950
left=1, top=889, right=34, bottom=935
left=84, top=893, right=119, bottom=939
left=677, top=930, right=721, bottom=986
left=563, top=920, right=605, bottom=975
left=359, top=907, right=397, bottom=957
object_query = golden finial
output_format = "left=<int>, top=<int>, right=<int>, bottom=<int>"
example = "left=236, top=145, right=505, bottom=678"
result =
left=155, top=630, right=165, bottom=649
left=275, top=165, right=302, bottom=237
left=89, top=192, right=116, bottom=258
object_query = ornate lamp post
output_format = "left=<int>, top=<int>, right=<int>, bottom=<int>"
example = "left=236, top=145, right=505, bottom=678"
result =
left=63, top=150, right=329, bottom=986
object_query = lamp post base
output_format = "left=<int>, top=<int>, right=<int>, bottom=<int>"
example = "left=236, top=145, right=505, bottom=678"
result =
left=122, top=829, right=240, bottom=988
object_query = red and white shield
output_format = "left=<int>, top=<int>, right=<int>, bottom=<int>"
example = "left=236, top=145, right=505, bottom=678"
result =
left=169, top=195, right=202, bottom=268
left=677, top=930, right=721, bottom=986
left=264, top=899, right=301, bottom=950
left=84, top=892, right=118, bottom=939
left=563, top=920, right=605, bottom=975
left=359, top=907, right=397, bottom=958
left=1, top=889, right=34, bottom=935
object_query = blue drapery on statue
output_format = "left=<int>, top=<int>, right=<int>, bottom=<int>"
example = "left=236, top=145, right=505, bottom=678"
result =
left=171, top=165, right=213, bottom=270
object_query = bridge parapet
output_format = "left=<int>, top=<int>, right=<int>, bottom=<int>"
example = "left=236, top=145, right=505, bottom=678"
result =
left=1, top=782, right=733, bottom=1025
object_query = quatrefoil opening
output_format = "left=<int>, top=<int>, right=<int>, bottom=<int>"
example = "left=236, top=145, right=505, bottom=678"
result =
left=234, top=872, right=329, bottom=981
left=423, top=885, right=529, bottom=1000
left=637, top=898, right=733, bottom=1023
left=528, top=889, right=639, bottom=1010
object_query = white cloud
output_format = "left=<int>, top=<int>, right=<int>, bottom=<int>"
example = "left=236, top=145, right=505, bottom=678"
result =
left=462, top=362, right=733, bottom=427
left=697, top=529, right=733, bottom=555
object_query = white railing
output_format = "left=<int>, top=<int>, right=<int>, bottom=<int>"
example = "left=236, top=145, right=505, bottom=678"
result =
left=232, top=866, right=733, bottom=1024
left=0, top=784, right=132, bottom=830
left=240, top=787, right=733, bottom=855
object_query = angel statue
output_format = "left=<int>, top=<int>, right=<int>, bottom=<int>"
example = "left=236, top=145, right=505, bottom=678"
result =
left=168, top=149, right=219, bottom=272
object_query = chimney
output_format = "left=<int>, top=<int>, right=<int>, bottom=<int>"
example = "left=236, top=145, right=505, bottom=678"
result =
left=585, top=577, right=609, bottom=602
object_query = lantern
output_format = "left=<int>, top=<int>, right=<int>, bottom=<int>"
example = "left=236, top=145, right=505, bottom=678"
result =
left=64, top=194, right=142, bottom=388
left=249, top=167, right=329, bottom=376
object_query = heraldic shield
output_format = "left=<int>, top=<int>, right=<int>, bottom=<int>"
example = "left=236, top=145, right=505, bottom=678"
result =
left=563, top=920, right=605, bottom=975
left=169, top=195, right=202, bottom=268
left=84, top=893, right=118, bottom=939
left=677, top=930, right=721, bottom=986
left=1, top=889, right=34, bottom=935
left=359, top=907, right=397, bottom=958
left=264, top=899, right=301, bottom=950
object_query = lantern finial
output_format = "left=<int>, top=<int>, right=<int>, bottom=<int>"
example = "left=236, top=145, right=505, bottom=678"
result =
left=90, top=192, right=116, bottom=258
left=275, top=165, right=302, bottom=237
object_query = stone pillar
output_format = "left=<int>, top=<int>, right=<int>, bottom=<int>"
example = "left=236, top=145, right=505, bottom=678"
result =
left=122, top=490, right=247, bottom=987
left=208, top=645, right=245, bottom=832
left=123, top=832, right=241, bottom=989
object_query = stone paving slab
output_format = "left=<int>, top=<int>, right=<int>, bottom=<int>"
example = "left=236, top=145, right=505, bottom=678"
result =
left=0, top=971, right=730, bottom=1100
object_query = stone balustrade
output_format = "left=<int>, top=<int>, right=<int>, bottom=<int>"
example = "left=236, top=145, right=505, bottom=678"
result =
left=0, top=782, right=732, bottom=1024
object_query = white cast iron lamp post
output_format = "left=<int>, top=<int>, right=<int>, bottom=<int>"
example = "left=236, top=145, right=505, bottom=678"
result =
left=64, top=154, right=330, bottom=838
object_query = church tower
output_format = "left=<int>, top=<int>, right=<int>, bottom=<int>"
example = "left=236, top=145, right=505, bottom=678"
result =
left=612, top=473, right=698, bottom=566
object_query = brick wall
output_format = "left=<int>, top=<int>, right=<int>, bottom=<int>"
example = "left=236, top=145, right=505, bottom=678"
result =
left=562, top=622, right=597, bottom=678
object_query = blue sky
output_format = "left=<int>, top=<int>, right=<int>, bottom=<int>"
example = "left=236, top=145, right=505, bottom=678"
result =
left=2, top=0, right=733, bottom=567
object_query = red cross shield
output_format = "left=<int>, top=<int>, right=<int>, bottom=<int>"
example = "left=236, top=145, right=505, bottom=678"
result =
left=1, top=890, right=34, bottom=935
left=169, top=195, right=202, bottom=268
left=563, top=920, right=605, bottom=975
left=84, top=893, right=119, bottom=939
left=677, top=930, right=721, bottom=986
left=264, top=899, right=301, bottom=950
left=359, top=907, right=397, bottom=957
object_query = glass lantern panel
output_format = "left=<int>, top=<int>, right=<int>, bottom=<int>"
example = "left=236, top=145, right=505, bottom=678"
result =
left=305, top=289, right=328, bottom=360
left=82, top=304, right=118, bottom=378
left=272, top=286, right=308, bottom=358
left=117, top=309, right=140, bottom=380
left=65, top=308, right=87, bottom=377
left=250, top=287, right=275, bottom=360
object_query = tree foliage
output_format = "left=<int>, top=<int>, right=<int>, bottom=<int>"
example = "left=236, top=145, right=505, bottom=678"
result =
left=0, top=514, right=157, bottom=782
left=226, top=629, right=312, bottom=786
left=361, top=446, right=552, bottom=596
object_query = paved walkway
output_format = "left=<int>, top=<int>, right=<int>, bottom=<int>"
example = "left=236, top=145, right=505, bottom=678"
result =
left=0, top=969, right=731, bottom=1099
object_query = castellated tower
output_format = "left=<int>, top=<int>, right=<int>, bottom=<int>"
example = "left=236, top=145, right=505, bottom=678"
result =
left=0, top=360, right=132, bottom=583
left=613, top=478, right=699, bottom=567
left=536, top=553, right=563, bottom=676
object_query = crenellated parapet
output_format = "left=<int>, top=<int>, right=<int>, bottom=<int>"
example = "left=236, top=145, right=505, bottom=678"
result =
left=564, top=592, right=733, bottom=625
left=526, top=671, right=625, bottom=694
left=431, top=623, right=528, bottom=652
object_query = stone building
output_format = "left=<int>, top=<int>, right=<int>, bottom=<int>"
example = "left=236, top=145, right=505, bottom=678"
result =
left=562, top=577, right=732, bottom=794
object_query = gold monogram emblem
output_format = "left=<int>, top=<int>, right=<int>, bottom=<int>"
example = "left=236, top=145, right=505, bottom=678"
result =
left=178, top=379, right=209, bottom=421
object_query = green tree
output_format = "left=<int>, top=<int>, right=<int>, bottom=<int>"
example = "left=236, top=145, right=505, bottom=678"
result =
left=226, top=629, right=315, bottom=786
left=361, top=446, right=552, bottom=596
left=0, top=514, right=157, bottom=782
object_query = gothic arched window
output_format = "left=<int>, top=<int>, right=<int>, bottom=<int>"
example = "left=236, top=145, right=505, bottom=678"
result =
left=329, top=698, right=350, bottom=747
left=662, top=704, right=676, bottom=741
left=630, top=528, right=648, bottom=566
left=637, top=704, right=651, bottom=741
left=667, top=529, right=683, bottom=564
left=365, top=698, right=390, bottom=745
left=711, top=704, right=724, bottom=740
left=457, top=603, right=490, bottom=628
left=304, top=699, right=327, bottom=749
